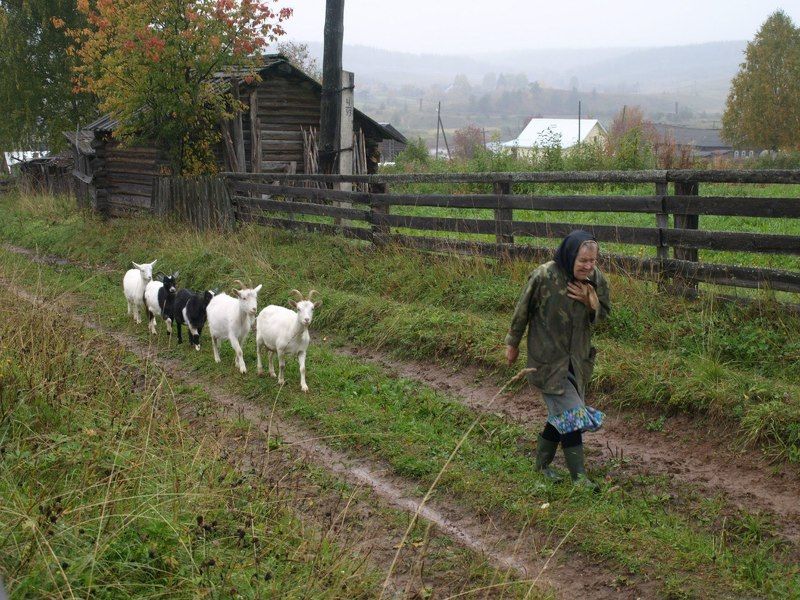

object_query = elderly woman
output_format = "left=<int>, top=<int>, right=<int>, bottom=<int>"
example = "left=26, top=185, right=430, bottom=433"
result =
left=505, top=230, right=610, bottom=487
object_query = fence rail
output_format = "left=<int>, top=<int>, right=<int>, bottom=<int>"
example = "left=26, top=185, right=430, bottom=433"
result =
left=222, top=168, right=800, bottom=185
left=224, top=169, right=800, bottom=298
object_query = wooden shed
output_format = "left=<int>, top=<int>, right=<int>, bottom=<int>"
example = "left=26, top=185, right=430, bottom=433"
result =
left=71, top=54, right=405, bottom=215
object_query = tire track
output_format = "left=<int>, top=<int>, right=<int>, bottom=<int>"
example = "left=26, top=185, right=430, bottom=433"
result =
left=337, top=346, right=800, bottom=546
left=4, top=274, right=643, bottom=599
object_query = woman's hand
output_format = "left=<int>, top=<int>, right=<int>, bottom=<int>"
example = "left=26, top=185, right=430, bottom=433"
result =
left=567, top=281, right=599, bottom=312
left=506, top=345, right=519, bottom=365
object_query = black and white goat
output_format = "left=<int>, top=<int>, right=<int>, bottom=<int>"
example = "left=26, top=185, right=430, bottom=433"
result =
left=144, top=272, right=179, bottom=335
left=122, top=260, right=157, bottom=324
left=173, top=288, right=216, bottom=350
left=256, top=289, right=321, bottom=392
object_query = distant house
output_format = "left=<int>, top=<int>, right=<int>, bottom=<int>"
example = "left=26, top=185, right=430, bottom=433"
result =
left=68, top=54, right=405, bottom=215
left=501, top=118, right=607, bottom=156
left=377, top=123, right=407, bottom=162
left=653, top=124, right=736, bottom=159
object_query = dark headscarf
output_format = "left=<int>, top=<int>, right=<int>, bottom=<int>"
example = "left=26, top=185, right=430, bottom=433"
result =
left=554, top=230, right=597, bottom=282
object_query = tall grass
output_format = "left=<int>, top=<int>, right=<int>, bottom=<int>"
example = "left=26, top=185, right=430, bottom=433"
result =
left=0, top=192, right=798, bottom=461
left=0, top=287, right=384, bottom=597
left=3, top=232, right=800, bottom=598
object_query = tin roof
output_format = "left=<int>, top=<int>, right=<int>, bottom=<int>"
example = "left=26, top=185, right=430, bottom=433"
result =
left=653, top=124, right=730, bottom=149
left=502, top=118, right=605, bottom=149
left=63, top=130, right=96, bottom=155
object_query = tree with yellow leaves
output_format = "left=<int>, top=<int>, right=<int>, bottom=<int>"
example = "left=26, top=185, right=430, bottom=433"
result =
left=722, top=10, right=800, bottom=151
left=67, top=0, right=292, bottom=174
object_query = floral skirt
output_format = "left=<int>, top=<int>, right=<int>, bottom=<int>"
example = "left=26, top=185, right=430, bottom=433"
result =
left=542, top=373, right=605, bottom=435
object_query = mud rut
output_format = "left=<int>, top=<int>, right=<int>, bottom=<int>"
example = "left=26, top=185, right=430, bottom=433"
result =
left=4, top=259, right=633, bottom=599
left=338, top=347, right=800, bottom=545
left=6, top=244, right=800, bottom=597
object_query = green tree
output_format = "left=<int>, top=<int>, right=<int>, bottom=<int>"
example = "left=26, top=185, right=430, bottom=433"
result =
left=722, top=10, right=800, bottom=150
left=0, top=0, right=96, bottom=150
left=70, top=0, right=292, bottom=174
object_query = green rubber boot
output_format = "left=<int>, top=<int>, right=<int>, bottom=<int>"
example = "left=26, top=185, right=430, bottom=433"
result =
left=562, top=444, right=599, bottom=490
left=535, top=435, right=563, bottom=481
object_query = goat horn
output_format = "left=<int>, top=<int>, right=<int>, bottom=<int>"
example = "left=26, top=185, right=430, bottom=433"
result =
left=307, top=289, right=319, bottom=301
left=289, top=289, right=304, bottom=301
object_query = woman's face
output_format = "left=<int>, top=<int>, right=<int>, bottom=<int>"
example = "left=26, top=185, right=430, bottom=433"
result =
left=573, top=244, right=598, bottom=280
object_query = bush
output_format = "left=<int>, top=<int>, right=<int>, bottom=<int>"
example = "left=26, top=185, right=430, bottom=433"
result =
left=395, top=137, right=430, bottom=167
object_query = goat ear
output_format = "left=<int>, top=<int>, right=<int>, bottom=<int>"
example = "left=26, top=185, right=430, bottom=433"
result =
left=172, top=271, right=179, bottom=279
left=132, top=261, right=141, bottom=269
left=254, top=284, right=262, bottom=293
left=313, top=300, right=322, bottom=309
left=151, top=259, right=157, bottom=267
left=288, top=300, right=297, bottom=308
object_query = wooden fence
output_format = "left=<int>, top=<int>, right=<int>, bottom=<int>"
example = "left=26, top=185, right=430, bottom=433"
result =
left=223, top=169, right=800, bottom=297
left=152, top=176, right=235, bottom=230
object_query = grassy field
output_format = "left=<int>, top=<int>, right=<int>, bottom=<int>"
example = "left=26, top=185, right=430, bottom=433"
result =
left=0, top=288, right=386, bottom=597
left=260, top=173, right=800, bottom=273
left=0, top=261, right=546, bottom=599
left=0, top=192, right=799, bottom=597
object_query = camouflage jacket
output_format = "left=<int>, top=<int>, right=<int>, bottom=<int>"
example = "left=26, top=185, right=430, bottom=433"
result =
left=504, top=261, right=611, bottom=396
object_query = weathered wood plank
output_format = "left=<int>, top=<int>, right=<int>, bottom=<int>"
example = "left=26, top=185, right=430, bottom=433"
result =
left=375, top=214, right=660, bottom=246
left=384, top=234, right=800, bottom=293
left=107, top=181, right=153, bottom=197
left=232, top=181, right=371, bottom=203
left=109, top=194, right=151, bottom=208
left=511, top=221, right=660, bottom=245
left=666, top=196, right=800, bottom=218
left=223, top=169, right=800, bottom=185
left=233, top=196, right=369, bottom=221
left=238, top=212, right=373, bottom=241
left=372, top=193, right=663, bottom=212
left=663, top=229, right=800, bottom=255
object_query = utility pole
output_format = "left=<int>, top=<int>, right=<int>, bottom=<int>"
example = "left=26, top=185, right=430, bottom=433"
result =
left=435, top=101, right=441, bottom=159
left=434, top=102, right=451, bottom=160
left=319, top=0, right=345, bottom=174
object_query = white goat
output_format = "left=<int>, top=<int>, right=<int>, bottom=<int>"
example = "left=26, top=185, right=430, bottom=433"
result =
left=122, top=260, right=157, bottom=324
left=206, top=281, right=262, bottom=374
left=256, top=289, right=321, bottom=392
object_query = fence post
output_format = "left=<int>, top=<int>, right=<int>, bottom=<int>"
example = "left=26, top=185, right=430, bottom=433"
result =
left=91, top=137, right=109, bottom=218
left=672, top=180, right=700, bottom=297
left=493, top=180, right=513, bottom=254
left=370, top=182, right=390, bottom=245
left=654, top=180, right=669, bottom=288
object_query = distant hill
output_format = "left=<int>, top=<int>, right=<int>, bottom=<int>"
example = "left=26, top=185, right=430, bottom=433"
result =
left=560, top=41, right=745, bottom=97
left=304, top=40, right=745, bottom=109
left=297, top=41, right=744, bottom=142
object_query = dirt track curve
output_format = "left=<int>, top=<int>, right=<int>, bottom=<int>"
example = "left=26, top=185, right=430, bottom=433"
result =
left=6, top=242, right=800, bottom=595
left=337, top=346, right=800, bottom=546
left=6, top=276, right=644, bottom=600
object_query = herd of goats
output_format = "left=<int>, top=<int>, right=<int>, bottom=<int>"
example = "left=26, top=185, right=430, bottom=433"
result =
left=122, top=259, right=321, bottom=392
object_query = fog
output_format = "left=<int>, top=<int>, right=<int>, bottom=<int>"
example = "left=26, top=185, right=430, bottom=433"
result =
left=281, top=1, right=800, bottom=55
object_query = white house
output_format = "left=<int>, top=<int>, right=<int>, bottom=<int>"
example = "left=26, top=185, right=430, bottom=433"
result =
left=501, top=118, right=607, bottom=156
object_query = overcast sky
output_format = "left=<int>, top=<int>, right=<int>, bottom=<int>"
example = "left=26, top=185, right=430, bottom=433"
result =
left=279, top=1, right=800, bottom=55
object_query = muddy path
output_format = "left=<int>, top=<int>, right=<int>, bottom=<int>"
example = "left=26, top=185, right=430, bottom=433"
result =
left=5, top=278, right=644, bottom=600
left=338, top=345, right=800, bottom=545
